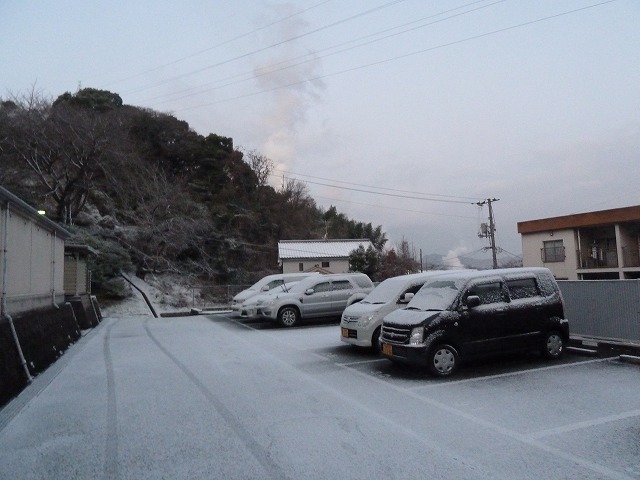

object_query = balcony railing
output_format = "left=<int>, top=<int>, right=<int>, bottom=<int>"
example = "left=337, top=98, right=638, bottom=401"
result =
left=577, top=248, right=619, bottom=269
left=621, top=246, right=640, bottom=268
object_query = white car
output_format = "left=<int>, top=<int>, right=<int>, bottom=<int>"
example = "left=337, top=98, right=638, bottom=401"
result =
left=340, top=271, right=462, bottom=351
left=230, top=272, right=318, bottom=314
left=238, top=282, right=300, bottom=319
left=258, top=273, right=374, bottom=327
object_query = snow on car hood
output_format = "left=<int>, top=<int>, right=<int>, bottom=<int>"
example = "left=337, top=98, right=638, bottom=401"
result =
left=383, top=307, right=441, bottom=327
left=342, top=301, right=383, bottom=317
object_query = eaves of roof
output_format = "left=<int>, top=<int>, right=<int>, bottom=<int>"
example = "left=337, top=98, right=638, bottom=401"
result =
left=517, top=205, right=640, bottom=234
left=0, top=186, right=71, bottom=239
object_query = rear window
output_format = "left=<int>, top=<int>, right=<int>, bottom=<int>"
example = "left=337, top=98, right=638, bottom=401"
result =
left=506, top=278, right=540, bottom=300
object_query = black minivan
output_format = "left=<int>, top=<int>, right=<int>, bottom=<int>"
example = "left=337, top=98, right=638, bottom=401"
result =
left=379, top=267, right=569, bottom=377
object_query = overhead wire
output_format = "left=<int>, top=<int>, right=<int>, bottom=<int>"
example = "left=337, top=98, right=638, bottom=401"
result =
left=119, top=0, right=411, bottom=96
left=312, top=195, right=478, bottom=220
left=273, top=168, right=479, bottom=201
left=102, top=1, right=333, bottom=88
left=171, top=0, right=618, bottom=111
left=142, top=0, right=506, bottom=106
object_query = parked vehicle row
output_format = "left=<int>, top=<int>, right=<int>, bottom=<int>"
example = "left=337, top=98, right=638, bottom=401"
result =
left=232, top=268, right=570, bottom=378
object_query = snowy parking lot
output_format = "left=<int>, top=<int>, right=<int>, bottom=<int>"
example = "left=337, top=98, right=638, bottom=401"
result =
left=1, top=312, right=640, bottom=479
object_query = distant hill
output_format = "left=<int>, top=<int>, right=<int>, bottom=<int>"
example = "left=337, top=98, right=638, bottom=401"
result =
left=423, top=253, right=522, bottom=270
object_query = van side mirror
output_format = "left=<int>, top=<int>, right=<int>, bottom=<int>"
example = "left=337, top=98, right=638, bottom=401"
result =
left=261, top=285, right=269, bottom=292
left=305, top=288, right=315, bottom=295
left=466, top=295, right=481, bottom=308
left=399, top=292, right=414, bottom=304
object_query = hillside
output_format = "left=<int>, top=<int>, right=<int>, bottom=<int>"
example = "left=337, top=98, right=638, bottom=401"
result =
left=0, top=88, right=392, bottom=297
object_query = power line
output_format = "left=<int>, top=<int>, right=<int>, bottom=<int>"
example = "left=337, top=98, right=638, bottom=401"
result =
left=142, top=0, right=506, bottom=106
left=120, top=0, right=411, bottom=97
left=281, top=175, right=473, bottom=204
left=172, top=0, right=618, bottom=111
left=313, top=195, right=477, bottom=220
left=273, top=169, right=479, bottom=201
left=101, top=0, right=334, bottom=89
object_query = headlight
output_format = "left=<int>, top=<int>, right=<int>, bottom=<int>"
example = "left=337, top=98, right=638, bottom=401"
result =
left=357, top=314, right=375, bottom=327
left=409, top=327, right=424, bottom=345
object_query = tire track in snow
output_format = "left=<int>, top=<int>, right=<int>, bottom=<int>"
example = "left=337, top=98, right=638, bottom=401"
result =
left=142, top=318, right=290, bottom=480
left=103, top=319, right=120, bottom=480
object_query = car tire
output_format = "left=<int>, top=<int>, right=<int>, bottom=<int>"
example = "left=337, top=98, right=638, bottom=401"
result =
left=371, top=326, right=381, bottom=353
left=428, top=344, right=458, bottom=377
left=278, top=306, right=299, bottom=327
left=542, top=331, right=564, bottom=359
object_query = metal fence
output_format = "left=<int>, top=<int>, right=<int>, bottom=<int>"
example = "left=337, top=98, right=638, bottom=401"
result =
left=177, top=284, right=250, bottom=310
left=558, top=280, right=640, bottom=341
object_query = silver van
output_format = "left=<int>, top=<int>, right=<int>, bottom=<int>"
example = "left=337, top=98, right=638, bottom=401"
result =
left=379, top=268, right=569, bottom=377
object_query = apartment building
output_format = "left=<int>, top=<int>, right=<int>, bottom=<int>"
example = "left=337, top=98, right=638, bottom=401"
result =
left=517, top=205, right=640, bottom=280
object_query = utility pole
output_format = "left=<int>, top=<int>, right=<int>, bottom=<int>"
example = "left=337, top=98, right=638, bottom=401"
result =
left=476, top=198, right=500, bottom=269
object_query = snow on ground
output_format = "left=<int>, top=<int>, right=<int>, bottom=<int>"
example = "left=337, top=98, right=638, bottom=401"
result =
left=100, top=273, right=229, bottom=317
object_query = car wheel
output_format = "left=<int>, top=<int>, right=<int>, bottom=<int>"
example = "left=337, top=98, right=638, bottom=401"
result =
left=370, top=326, right=381, bottom=353
left=428, top=344, right=458, bottom=377
left=542, top=331, right=564, bottom=359
left=278, top=306, right=299, bottom=327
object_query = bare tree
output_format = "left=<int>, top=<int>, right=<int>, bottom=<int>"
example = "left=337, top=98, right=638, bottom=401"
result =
left=2, top=88, right=117, bottom=223
left=281, top=177, right=314, bottom=208
left=245, top=149, right=274, bottom=189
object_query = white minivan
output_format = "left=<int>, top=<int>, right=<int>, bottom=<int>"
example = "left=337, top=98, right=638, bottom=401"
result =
left=231, top=272, right=318, bottom=315
left=340, top=271, right=460, bottom=351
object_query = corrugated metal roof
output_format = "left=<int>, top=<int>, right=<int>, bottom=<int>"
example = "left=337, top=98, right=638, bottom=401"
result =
left=278, top=239, right=374, bottom=260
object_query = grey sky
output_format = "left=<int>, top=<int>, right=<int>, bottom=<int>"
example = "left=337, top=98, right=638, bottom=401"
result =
left=2, top=0, right=638, bottom=263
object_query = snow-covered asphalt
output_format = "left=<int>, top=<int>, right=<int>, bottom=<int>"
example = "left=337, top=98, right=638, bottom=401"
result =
left=1, top=313, right=639, bottom=480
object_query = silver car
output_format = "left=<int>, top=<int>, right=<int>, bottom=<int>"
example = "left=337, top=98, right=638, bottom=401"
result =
left=258, top=273, right=374, bottom=327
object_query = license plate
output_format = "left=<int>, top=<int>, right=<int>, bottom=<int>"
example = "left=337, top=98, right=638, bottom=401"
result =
left=341, top=328, right=349, bottom=338
left=382, top=343, right=393, bottom=356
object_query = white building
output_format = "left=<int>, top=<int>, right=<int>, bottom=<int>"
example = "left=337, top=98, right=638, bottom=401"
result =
left=0, top=187, right=71, bottom=314
left=518, top=205, right=640, bottom=280
left=278, top=239, right=374, bottom=274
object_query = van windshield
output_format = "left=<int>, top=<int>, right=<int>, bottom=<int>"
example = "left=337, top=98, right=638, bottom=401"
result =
left=361, top=277, right=410, bottom=304
left=407, top=280, right=460, bottom=311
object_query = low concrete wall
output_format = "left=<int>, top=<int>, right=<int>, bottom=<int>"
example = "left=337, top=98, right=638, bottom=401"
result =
left=0, top=303, right=81, bottom=407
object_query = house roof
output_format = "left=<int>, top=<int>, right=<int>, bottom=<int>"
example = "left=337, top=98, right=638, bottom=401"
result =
left=278, top=239, right=374, bottom=260
left=517, top=205, right=640, bottom=234
left=0, top=186, right=71, bottom=238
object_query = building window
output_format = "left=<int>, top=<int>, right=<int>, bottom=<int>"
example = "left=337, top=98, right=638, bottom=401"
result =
left=322, top=261, right=330, bottom=268
left=542, top=240, right=565, bottom=262
left=298, top=262, right=304, bottom=271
